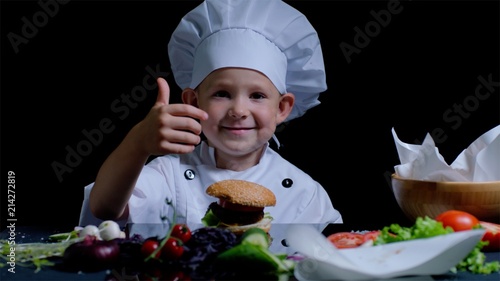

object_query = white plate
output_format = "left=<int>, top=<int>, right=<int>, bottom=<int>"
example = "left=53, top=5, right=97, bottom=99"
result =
left=286, top=225, right=485, bottom=281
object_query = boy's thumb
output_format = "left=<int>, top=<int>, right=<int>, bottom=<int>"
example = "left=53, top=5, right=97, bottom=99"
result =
left=156, top=77, right=170, bottom=105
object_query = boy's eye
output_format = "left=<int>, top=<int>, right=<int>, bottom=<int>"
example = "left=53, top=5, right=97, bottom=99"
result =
left=213, top=91, right=230, bottom=98
left=250, top=92, right=265, bottom=99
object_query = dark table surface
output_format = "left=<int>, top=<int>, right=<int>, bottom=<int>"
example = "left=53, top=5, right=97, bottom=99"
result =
left=1, top=225, right=499, bottom=281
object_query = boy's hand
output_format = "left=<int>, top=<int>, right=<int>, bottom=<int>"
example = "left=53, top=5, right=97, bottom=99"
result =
left=133, top=77, right=208, bottom=156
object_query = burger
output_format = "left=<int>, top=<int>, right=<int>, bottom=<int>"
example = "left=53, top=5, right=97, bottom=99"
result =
left=201, top=179, right=276, bottom=235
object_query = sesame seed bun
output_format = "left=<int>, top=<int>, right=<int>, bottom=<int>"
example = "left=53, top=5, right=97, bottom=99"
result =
left=206, top=180, right=276, bottom=207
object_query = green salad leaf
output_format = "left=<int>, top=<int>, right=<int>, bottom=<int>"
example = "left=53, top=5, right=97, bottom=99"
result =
left=454, top=240, right=500, bottom=274
left=375, top=216, right=453, bottom=244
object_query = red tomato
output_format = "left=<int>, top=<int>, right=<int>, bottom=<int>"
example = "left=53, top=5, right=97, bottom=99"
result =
left=435, top=210, right=480, bottom=232
left=362, top=231, right=380, bottom=243
left=171, top=224, right=192, bottom=243
left=141, top=239, right=161, bottom=259
left=327, top=232, right=365, bottom=249
left=161, top=237, right=184, bottom=260
left=479, top=221, right=500, bottom=252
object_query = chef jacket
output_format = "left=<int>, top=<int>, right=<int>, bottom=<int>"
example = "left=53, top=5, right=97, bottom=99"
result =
left=79, top=141, right=343, bottom=231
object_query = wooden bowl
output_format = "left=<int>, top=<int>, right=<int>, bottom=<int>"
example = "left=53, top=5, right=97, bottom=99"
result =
left=391, top=174, right=500, bottom=223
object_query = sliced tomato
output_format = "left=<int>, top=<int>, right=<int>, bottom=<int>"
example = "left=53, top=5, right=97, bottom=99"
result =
left=362, top=230, right=381, bottom=243
left=219, top=199, right=264, bottom=212
left=327, top=232, right=365, bottom=249
left=435, top=210, right=480, bottom=232
left=479, top=221, right=500, bottom=252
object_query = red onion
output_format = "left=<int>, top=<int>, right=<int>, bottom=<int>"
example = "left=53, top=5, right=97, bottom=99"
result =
left=63, top=235, right=120, bottom=272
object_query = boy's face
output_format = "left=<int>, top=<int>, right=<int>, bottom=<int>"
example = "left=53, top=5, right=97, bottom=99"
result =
left=184, top=68, right=294, bottom=159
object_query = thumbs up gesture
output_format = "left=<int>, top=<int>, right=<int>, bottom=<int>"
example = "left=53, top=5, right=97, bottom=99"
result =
left=132, top=77, right=208, bottom=156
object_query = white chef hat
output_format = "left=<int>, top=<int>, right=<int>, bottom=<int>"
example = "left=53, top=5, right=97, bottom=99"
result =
left=168, top=0, right=327, bottom=122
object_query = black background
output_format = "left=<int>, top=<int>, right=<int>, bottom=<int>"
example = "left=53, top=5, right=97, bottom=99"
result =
left=1, top=0, right=499, bottom=231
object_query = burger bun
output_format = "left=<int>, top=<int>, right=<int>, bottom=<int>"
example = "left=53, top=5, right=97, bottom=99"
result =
left=206, top=180, right=276, bottom=208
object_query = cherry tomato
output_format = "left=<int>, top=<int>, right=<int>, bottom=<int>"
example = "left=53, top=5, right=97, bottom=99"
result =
left=479, top=221, right=500, bottom=252
left=435, top=210, right=480, bottom=232
left=327, top=232, right=365, bottom=249
left=161, top=237, right=184, bottom=260
left=171, top=224, right=192, bottom=243
left=141, top=239, right=161, bottom=259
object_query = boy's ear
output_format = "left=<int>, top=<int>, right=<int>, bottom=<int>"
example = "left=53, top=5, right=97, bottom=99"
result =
left=181, top=88, right=198, bottom=106
left=277, top=92, right=295, bottom=124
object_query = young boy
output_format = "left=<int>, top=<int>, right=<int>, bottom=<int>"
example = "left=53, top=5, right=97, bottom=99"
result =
left=79, top=0, right=342, bottom=232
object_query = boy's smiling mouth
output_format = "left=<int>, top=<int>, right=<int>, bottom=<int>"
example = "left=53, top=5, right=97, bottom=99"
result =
left=222, top=126, right=254, bottom=135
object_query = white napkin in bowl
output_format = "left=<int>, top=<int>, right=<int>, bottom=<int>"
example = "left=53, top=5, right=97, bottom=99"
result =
left=392, top=125, right=500, bottom=182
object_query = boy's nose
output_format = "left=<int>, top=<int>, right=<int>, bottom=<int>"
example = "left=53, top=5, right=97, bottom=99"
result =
left=228, top=101, right=248, bottom=118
